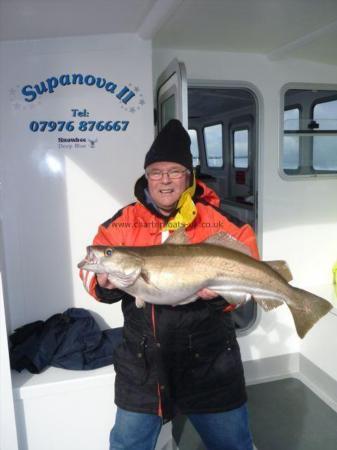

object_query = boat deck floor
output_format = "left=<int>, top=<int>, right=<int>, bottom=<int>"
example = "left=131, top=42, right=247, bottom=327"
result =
left=247, top=378, right=337, bottom=450
left=170, top=378, right=337, bottom=449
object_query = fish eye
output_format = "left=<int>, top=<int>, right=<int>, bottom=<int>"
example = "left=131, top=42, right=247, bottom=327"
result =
left=105, top=248, right=113, bottom=257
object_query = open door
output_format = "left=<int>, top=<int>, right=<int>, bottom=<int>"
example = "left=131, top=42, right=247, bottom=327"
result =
left=155, top=58, right=188, bottom=131
left=155, top=61, right=259, bottom=336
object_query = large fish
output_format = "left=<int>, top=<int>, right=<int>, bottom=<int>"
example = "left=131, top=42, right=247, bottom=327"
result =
left=78, top=230, right=332, bottom=338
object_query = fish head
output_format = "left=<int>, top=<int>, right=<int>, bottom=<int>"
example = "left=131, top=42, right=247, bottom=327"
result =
left=77, top=245, right=119, bottom=274
left=78, top=245, right=143, bottom=289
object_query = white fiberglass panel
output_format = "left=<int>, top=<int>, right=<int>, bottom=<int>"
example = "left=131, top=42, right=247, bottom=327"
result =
left=0, top=34, right=153, bottom=331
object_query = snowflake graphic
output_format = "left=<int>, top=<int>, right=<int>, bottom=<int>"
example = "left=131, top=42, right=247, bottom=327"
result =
left=9, top=85, right=43, bottom=111
left=118, top=82, right=145, bottom=114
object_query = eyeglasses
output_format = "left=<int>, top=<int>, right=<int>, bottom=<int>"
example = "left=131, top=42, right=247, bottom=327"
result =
left=145, top=168, right=190, bottom=181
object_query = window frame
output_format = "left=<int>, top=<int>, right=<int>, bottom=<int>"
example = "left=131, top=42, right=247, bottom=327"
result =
left=311, top=95, right=337, bottom=173
left=202, top=121, right=224, bottom=169
left=283, top=104, right=302, bottom=174
left=188, top=128, right=200, bottom=167
left=230, top=125, right=250, bottom=170
left=280, top=83, right=337, bottom=180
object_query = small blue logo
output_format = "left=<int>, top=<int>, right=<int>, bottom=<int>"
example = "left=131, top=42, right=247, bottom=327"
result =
left=88, top=137, right=98, bottom=149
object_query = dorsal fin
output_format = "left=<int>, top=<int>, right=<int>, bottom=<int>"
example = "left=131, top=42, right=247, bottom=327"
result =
left=164, top=227, right=189, bottom=245
left=202, top=232, right=252, bottom=256
left=165, top=228, right=253, bottom=257
left=265, top=260, right=293, bottom=282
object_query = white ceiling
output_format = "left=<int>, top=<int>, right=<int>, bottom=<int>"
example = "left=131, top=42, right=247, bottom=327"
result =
left=0, top=0, right=157, bottom=40
left=1, top=0, right=337, bottom=65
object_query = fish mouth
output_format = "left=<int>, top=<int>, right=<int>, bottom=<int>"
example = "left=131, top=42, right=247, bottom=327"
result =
left=77, top=248, right=99, bottom=269
left=78, top=258, right=89, bottom=269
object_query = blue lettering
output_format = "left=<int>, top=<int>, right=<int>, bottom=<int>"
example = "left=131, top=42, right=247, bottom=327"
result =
left=84, top=75, right=96, bottom=86
left=122, top=91, right=135, bottom=104
left=72, top=73, right=84, bottom=85
left=60, top=74, right=71, bottom=86
left=116, top=86, right=129, bottom=100
left=46, top=77, right=59, bottom=94
left=105, top=82, right=117, bottom=93
left=21, top=73, right=138, bottom=105
left=96, top=77, right=106, bottom=89
left=35, top=81, right=48, bottom=96
left=22, top=85, right=37, bottom=103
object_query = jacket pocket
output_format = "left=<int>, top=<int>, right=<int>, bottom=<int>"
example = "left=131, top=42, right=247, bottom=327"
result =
left=185, top=339, right=244, bottom=389
left=114, top=335, right=150, bottom=386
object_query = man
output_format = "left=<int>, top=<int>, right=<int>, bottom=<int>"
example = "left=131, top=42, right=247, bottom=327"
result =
left=81, top=119, right=259, bottom=450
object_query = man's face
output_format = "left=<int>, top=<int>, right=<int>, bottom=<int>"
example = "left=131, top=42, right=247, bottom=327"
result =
left=146, top=161, right=190, bottom=215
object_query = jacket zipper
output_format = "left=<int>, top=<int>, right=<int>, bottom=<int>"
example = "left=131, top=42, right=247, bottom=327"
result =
left=151, top=304, right=163, bottom=417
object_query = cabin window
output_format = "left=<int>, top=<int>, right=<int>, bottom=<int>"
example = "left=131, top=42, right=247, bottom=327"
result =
left=203, top=123, right=223, bottom=168
left=233, top=129, right=249, bottom=168
left=160, top=95, right=176, bottom=128
left=188, top=129, right=200, bottom=166
left=283, top=107, right=300, bottom=170
left=282, top=88, right=337, bottom=176
left=312, top=100, right=337, bottom=171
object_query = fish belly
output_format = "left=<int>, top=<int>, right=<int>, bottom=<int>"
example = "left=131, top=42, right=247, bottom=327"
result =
left=124, top=274, right=206, bottom=306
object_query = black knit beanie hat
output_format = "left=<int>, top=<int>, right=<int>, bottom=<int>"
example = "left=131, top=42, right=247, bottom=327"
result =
left=144, top=119, right=193, bottom=171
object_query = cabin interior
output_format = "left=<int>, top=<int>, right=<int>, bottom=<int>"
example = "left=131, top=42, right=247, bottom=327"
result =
left=1, top=1, right=337, bottom=449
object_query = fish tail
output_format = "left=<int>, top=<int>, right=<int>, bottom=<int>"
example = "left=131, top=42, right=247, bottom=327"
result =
left=287, top=287, right=333, bottom=339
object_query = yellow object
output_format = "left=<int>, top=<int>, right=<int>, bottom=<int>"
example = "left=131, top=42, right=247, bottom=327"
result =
left=333, top=261, right=337, bottom=285
left=163, top=171, right=197, bottom=231
left=333, top=261, right=337, bottom=297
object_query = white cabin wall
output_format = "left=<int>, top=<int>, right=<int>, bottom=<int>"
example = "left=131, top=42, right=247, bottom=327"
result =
left=300, top=309, right=337, bottom=381
left=0, top=34, right=154, bottom=333
left=153, top=49, right=337, bottom=361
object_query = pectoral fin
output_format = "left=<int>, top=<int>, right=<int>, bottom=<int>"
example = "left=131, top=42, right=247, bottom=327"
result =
left=140, top=269, right=151, bottom=284
left=107, top=261, right=142, bottom=289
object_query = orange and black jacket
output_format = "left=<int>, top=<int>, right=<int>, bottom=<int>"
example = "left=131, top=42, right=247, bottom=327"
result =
left=81, top=176, right=259, bottom=422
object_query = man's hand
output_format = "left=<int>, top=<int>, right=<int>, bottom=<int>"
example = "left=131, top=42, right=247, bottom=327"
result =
left=197, top=288, right=219, bottom=300
left=96, top=273, right=116, bottom=290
